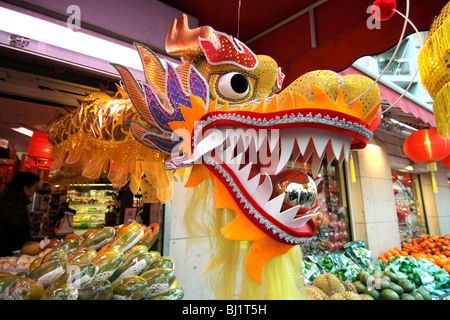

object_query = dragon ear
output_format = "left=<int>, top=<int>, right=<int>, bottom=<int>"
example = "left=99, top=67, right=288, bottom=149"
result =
left=112, top=63, right=160, bottom=131
left=128, top=120, right=181, bottom=154
left=135, top=43, right=166, bottom=94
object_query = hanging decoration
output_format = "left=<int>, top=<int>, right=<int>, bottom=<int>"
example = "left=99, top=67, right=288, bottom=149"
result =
left=47, top=13, right=382, bottom=299
left=442, top=153, right=450, bottom=169
left=418, top=1, right=450, bottom=137
left=403, top=128, right=450, bottom=193
left=27, top=131, right=53, bottom=169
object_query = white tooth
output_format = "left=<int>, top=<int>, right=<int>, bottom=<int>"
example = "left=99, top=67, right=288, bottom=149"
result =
left=314, top=177, right=323, bottom=186
left=222, top=141, right=237, bottom=163
left=311, top=151, right=325, bottom=178
left=242, top=129, right=258, bottom=152
left=247, top=137, right=259, bottom=164
left=268, top=130, right=280, bottom=153
left=235, top=162, right=252, bottom=182
left=253, top=173, right=272, bottom=205
left=330, top=135, right=344, bottom=163
left=295, top=129, right=311, bottom=155
left=337, top=138, right=351, bottom=165
left=228, top=152, right=243, bottom=171
left=244, top=173, right=260, bottom=196
left=277, top=205, right=301, bottom=225
left=290, top=142, right=301, bottom=164
left=290, top=211, right=320, bottom=229
left=256, top=129, right=267, bottom=150
left=310, top=129, right=329, bottom=158
left=191, top=128, right=229, bottom=162
left=276, top=134, right=296, bottom=175
left=325, top=142, right=335, bottom=165
left=302, top=140, right=315, bottom=162
left=263, top=193, right=285, bottom=216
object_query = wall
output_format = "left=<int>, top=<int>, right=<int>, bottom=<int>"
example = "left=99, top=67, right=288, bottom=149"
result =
left=349, top=143, right=402, bottom=258
left=165, top=180, right=214, bottom=300
left=421, top=163, right=450, bottom=235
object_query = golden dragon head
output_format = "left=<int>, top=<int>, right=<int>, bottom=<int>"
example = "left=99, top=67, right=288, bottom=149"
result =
left=48, top=14, right=381, bottom=293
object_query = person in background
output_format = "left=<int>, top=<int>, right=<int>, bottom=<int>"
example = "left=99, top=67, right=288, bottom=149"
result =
left=0, top=171, right=40, bottom=256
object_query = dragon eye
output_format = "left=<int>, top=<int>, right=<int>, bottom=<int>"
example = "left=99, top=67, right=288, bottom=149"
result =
left=217, top=72, right=250, bottom=100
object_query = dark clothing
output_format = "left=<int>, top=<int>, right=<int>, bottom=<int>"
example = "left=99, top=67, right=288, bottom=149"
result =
left=0, top=187, right=32, bottom=256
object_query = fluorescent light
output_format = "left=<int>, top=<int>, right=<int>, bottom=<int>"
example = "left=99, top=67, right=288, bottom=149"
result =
left=12, top=127, right=33, bottom=137
left=0, top=6, right=143, bottom=70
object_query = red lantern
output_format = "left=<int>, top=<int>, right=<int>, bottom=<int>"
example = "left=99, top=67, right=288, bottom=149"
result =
left=403, top=129, right=450, bottom=193
left=403, top=129, right=450, bottom=163
left=391, top=170, right=398, bottom=183
left=27, top=131, right=53, bottom=168
left=401, top=173, right=411, bottom=187
left=442, top=154, right=450, bottom=169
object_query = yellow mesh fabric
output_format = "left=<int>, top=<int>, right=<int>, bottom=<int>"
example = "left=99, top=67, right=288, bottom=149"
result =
left=184, top=179, right=306, bottom=300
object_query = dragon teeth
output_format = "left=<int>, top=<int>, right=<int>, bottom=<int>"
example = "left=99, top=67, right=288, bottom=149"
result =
left=201, top=126, right=352, bottom=229
left=263, top=193, right=285, bottom=217
left=253, top=173, right=272, bottom=205
left=244, top=172, right=260, bottom=196
left=276, top=205, right=300, bottom=225
left=275, top=131, right=297, bottom=175
left=289, top=211, right=320, bottom=229
left=235, top=162, right=252, bottom=182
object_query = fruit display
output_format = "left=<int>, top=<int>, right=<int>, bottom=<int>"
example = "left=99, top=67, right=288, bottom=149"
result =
left=305, top=272, right=372, bottom=300
left=0, top=222, right=183, bottom=300
left=302, top=238, right=450, bottom=300
left=301, top=240, right=372, bottom=283
left=379, top=234, right=450, bottom=272
left=350, top=269, right=433, bottom=300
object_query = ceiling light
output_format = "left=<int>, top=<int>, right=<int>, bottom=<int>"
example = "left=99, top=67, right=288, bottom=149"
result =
left=12, top=127, right=33, bottom=137
left=0, top=7, right=143, bottom=70
left=405, top=165, right=414, bottom=171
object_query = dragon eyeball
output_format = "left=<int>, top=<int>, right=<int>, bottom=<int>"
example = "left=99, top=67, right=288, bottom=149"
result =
left=217, top=72, right=250, bottom=100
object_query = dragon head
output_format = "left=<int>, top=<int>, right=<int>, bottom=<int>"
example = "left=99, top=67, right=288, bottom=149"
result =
left=48, top=14, right=381, bottom=296
left=110, top=14, right=381, bottom=285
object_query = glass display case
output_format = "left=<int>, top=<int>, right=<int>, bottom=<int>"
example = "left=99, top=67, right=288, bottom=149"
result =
left=67, top=184, right=117, bottom=234
left=392, top=170, right=428, bottom=243
left=287, top=159, right=352, bottom=256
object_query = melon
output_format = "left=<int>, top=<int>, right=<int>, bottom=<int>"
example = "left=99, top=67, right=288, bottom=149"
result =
left=21, top=241, right=41, bottom=256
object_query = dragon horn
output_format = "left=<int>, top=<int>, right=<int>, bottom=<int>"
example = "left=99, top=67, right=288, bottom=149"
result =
left=165, top=13, right=216, bottom=60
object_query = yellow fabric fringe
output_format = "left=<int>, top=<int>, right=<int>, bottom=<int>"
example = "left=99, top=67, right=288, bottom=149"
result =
left=433, top=82, right=450, bottom=137
left=50, top=131, right=174, bottom=203
left=184, top=179, right=306, bottom=300
left=418, top=1, right=450, bottom=137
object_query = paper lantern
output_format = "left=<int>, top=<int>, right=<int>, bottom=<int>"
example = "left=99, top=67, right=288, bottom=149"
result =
left=404, top=129, right=450, bottom=163
left=403, top=129, right=450, bottom=193
left=391, top=170, right=398, bottom=183
left=401, top=173, right=411, bottom=187
left=27, top=131, right=53, bottom=168
left=442, top=154, right=450, bottom=169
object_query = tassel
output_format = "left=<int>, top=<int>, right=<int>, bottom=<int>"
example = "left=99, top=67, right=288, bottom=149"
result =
left=426, top=162, right=439, bottom=193
left=349, top=152, right=356, bottom=183
left=431, top=172, right=439, bottom=193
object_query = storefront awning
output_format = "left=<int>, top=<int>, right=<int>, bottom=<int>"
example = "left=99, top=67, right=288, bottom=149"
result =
left=339, top=66, right=436, bottom=129
left=163, top=0, right=448, bottom=88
